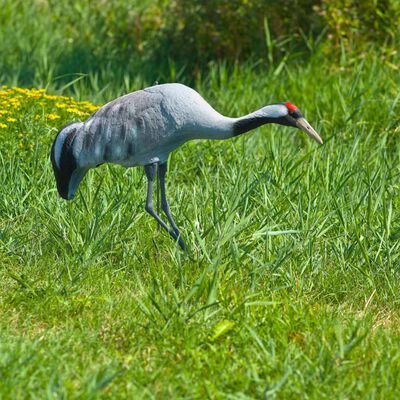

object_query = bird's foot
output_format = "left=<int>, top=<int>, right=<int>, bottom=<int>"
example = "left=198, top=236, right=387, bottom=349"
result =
left=177, top=236, right=186, bottom=251
left=171, top=229, right=186, bottom=251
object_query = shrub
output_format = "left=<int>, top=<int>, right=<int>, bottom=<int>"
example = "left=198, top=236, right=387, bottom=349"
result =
left=0, top=0, right=399, bottom=88
left=316, top=0, right=400, bottom=47
left=152, top=0, right=320, bottom=72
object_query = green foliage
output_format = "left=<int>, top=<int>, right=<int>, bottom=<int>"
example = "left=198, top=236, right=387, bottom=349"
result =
left=152, top=0, right=319, bottom=72
left=1, top=1, right=400, bottom=397
left=0, top=0, right=399, bottom=90
left=1, top=51, right=400, bottom=398
left=316, top=0, right=400, bottom=45
left=0, top=0, right=160, bottom=86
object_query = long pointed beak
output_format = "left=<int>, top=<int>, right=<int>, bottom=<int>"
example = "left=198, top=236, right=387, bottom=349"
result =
left=296, top=118, right=323, bottom=145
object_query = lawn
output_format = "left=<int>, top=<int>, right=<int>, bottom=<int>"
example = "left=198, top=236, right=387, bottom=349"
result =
left=1, top=53, right=400, bottom=398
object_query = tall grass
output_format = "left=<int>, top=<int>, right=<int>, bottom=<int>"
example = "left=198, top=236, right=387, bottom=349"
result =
left=1, top=48, right=400, bottom=398
left=2, top=0, right=398, bottom=104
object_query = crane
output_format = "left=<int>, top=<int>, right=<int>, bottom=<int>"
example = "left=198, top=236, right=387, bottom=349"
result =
left=50, top=83, right=323, bottom=250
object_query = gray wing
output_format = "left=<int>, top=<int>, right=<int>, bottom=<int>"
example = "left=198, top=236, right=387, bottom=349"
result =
left=80, top=90, right=175, bottom=163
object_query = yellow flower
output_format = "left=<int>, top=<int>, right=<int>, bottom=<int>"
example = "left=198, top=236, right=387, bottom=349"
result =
left=66, top=107, right=79, bottom=113
left=55, top=103, right=68, bottom=109
left=74, top=110, right=88, bottom=116
left=44, top=94, right=60, bottom=100
left=0, top=87, right=98, bottom=132
left=26, top=92, right=42, bottom=98
left=13, top=87, right=29, bottom=94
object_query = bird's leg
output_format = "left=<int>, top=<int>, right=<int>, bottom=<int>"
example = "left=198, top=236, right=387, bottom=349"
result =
left=144, top=163, right=184, bottom=249
left=158, top=162, right=186, bottom=250
left=156, top=164, right=160, bottom=231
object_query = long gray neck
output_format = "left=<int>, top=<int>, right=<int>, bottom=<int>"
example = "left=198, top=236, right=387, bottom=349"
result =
left=190, top=104, right=288, bottom=140
left=232, top=104, right=289, bottom=137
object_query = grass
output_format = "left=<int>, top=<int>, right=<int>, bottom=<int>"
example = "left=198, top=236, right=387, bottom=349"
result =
left=1, top=50, right=400, bottom=398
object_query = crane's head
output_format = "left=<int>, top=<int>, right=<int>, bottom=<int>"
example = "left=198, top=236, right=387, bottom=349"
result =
left=279, top=102, right=323, bottom=144
left=233, top=102, right=323, bottom=143
left=50, top=122, right=88, bottom=200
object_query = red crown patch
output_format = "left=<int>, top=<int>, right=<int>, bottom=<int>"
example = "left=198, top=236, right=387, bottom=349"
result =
left=285, top=102, right=298, bottom=112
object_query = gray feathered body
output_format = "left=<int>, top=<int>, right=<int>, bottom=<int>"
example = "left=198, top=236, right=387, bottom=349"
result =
left=72, top=83, right=234, bottom=168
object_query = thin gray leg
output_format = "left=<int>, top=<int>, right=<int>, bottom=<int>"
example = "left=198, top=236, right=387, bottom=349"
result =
left=156, top=164, right=160, bottom=231
left=158, top=162, right=186, bottom=250
left=144, top=163, right=185, bottom=250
